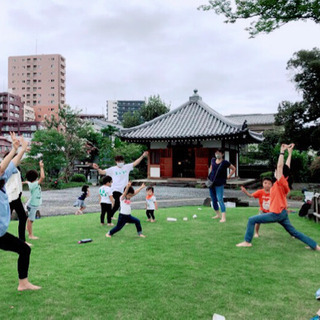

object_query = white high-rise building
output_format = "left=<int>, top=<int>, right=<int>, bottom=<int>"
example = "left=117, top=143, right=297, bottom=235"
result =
left=106, top=100, right=118, bottom=123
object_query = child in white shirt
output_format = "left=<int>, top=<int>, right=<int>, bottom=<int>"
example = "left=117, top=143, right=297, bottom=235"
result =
left=146, top=186, right=158, bottom=222
left=99, top=176, right=114, bottom=226
left=106, top=182, right=146, bottom=238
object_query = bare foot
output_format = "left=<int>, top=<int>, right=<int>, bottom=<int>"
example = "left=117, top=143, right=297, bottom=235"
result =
left=212, top=215, right=220, bottom=219
left=139, top=234, right=146, bottom=238
left=254, top=233, right=259, bottom=238
left=146, top=219, right=151, bottom=221
left=101, top=223, right=105, bottom=226
left=25, top=242, right=33, bottom=247
left=18, top=279, right=41, bottom=291
left=28, top=235, right=39, bottom=240
left=151, top=220, right=156, bottom=223
left=106, top=233, right=112, bottom=238
left=219, top=219, right=226, bottom=223
left=236, top=241, right=252, bottom=247
left=316, top=245, right=320, bottom=251
left=107, top=223, right=114, bottom=226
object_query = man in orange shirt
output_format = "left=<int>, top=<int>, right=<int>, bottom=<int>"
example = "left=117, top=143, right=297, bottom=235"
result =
left=237, top=144, right=320, bottom=250
left=241, top=177, right=272, bottom=238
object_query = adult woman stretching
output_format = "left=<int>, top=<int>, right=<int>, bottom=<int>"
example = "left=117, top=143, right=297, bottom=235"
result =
left=208, top=149, right=236, bottom=223
left=237, top=143, right=320, bottom=250
left=0, top=133, right=41, bottom=291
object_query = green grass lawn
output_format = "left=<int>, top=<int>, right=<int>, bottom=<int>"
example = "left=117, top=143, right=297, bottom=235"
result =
left=1, top=206, right=320, bottom=320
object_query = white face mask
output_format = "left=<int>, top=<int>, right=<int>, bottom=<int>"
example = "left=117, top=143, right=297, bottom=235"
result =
left=215, top=153, right=222, bottom=159
left=117, top=162, right=124, bottom=168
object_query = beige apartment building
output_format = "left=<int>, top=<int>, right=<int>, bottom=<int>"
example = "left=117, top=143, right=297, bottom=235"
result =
left=8, top=54, right=66, bottom=121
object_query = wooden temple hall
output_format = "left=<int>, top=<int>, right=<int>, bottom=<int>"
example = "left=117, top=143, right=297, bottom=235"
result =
left=119, top=90, right=263, bottom=180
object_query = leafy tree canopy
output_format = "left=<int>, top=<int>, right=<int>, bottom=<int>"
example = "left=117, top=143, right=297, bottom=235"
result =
left=122, top=95, right=170, bottom=128
left=198, top=0, right=320, bottom=37
left=275, top=48, right=320, bottom=151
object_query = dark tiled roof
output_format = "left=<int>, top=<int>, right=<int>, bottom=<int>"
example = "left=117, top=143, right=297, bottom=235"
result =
left=226, top=113, right=275, bottom=125
left=120, top=91, right=263, bottom=143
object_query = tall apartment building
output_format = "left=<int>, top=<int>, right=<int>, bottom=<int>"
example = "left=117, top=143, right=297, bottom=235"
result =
left=106, top=100, right=145, bottom=123
left=0, top=92, right=24, bottom=122
left=8, top=54, right=66, bottom=122
left=106, top=100, right=118, bottom=123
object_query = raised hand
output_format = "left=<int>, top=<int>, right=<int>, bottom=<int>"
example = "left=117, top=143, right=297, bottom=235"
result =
left=39, top=160, right=44, bottom=168
left=92, top=163, right=99, bottom=170
left=143, top=151, right=149, bottom=158
left=20, top=136, right=29, bottom=151
left=10, top=132, right=20, bottom=150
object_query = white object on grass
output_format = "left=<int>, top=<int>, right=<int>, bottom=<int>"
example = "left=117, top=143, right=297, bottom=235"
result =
left=212, top=314, right=225, bottom=320
left=183, top=217, right=188, bottom=221
left=193, top=214, right=197, bottom=219
left=198, top=207, right=202, bottom=210
left=225, top=202, right=236, bottom=208
left=167, top=217, right=177, bottom=222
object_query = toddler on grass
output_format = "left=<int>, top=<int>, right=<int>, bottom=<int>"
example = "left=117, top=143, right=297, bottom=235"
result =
left=146, top=186, right=158, bottom=222
left=23, top=161, right=45, bottom=240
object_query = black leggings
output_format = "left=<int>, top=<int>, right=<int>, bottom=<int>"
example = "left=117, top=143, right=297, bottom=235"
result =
left=111, top=191, right=122, bottom=217
left=0, top=232, right=31, bottom=279
left=146, top=210, right=155, bottom=220
left=10, top=196, right=27, bottom=242
left=100, top=203, right=113, bottom=224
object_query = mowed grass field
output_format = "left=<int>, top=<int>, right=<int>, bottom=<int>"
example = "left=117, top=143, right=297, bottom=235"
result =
left=1, top=206, right=320, bottom=320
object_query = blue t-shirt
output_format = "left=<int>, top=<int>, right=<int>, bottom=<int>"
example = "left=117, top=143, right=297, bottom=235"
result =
left=209, top=158, right=230, bottom=186
left=0, top=161, right=18, bottom=237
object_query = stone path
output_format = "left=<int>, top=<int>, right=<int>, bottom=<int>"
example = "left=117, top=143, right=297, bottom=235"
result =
left=22, top=186, right=303, bottom=217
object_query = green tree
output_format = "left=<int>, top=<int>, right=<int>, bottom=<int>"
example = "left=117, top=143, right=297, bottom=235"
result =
left=198, top=0, right=320, bottom=37
left=45, top=105, right=93, bottom=181
left=275, top=48, right=320, bottom=151
left=140, top=95, right=170, bottom=122
left=27, top=129, right=66, bottom=178
left=122, top=110, right=142, bottom=128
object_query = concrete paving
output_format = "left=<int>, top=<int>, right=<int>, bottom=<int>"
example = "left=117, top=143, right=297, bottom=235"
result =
left=22, top=186, right=303, bottom=217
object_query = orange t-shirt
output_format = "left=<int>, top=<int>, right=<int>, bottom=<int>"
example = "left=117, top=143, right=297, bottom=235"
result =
left=251, top=189, right=270, bottom=213
left=269, top=175, right=290, bottom=214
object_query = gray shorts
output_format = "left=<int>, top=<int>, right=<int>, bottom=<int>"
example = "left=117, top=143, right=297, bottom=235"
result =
left=73, top=199, right=86, bottom=208
left=27, top=205, right=39, bottom=222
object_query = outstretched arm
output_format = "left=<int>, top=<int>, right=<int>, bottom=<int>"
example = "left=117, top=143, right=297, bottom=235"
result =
left=92, top=163, right=106, bottom=175
left=38, top=161, right=45, bottom=184
left=0, top=132, right=20, bottom=175
left=133, top=151, right=148, bottom=168
left=12, top=136, right=29, bottom=167
left=240, top=186, right=253, bottom=198
left=286, top=144, right=295, bottom=168
left=121, top=182, right=132, bottom=200
left=275, top=144, right=287, bottom=181
left=134, top=183, right=146, bottom=196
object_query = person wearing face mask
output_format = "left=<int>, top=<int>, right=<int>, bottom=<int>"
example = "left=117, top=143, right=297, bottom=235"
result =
left=208, top=149, right=236, bottom=223
left=93, top=151, right=148, bottom=220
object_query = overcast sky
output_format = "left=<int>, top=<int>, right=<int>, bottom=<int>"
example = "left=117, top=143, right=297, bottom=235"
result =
left=1, top=0, right=319, bottom=116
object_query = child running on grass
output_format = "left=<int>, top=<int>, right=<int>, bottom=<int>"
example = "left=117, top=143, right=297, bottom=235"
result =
left=74, top=185, right=90, bottom=215
left=146, top=186, right=158, bottom=222
left=106, top=182, right=146, bottom=238
left=99, top=176, right=115, bottom=226
left=0, top=132, right=41, bottom=291
left=240, top=177, right=272, bottom=237
left=236, top=144, right=320, bottom=250
left=23, top=161, right=45, bottom=240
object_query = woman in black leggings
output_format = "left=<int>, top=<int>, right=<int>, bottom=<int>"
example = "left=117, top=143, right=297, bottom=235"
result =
left=0, top=133, right=41, bottom=291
